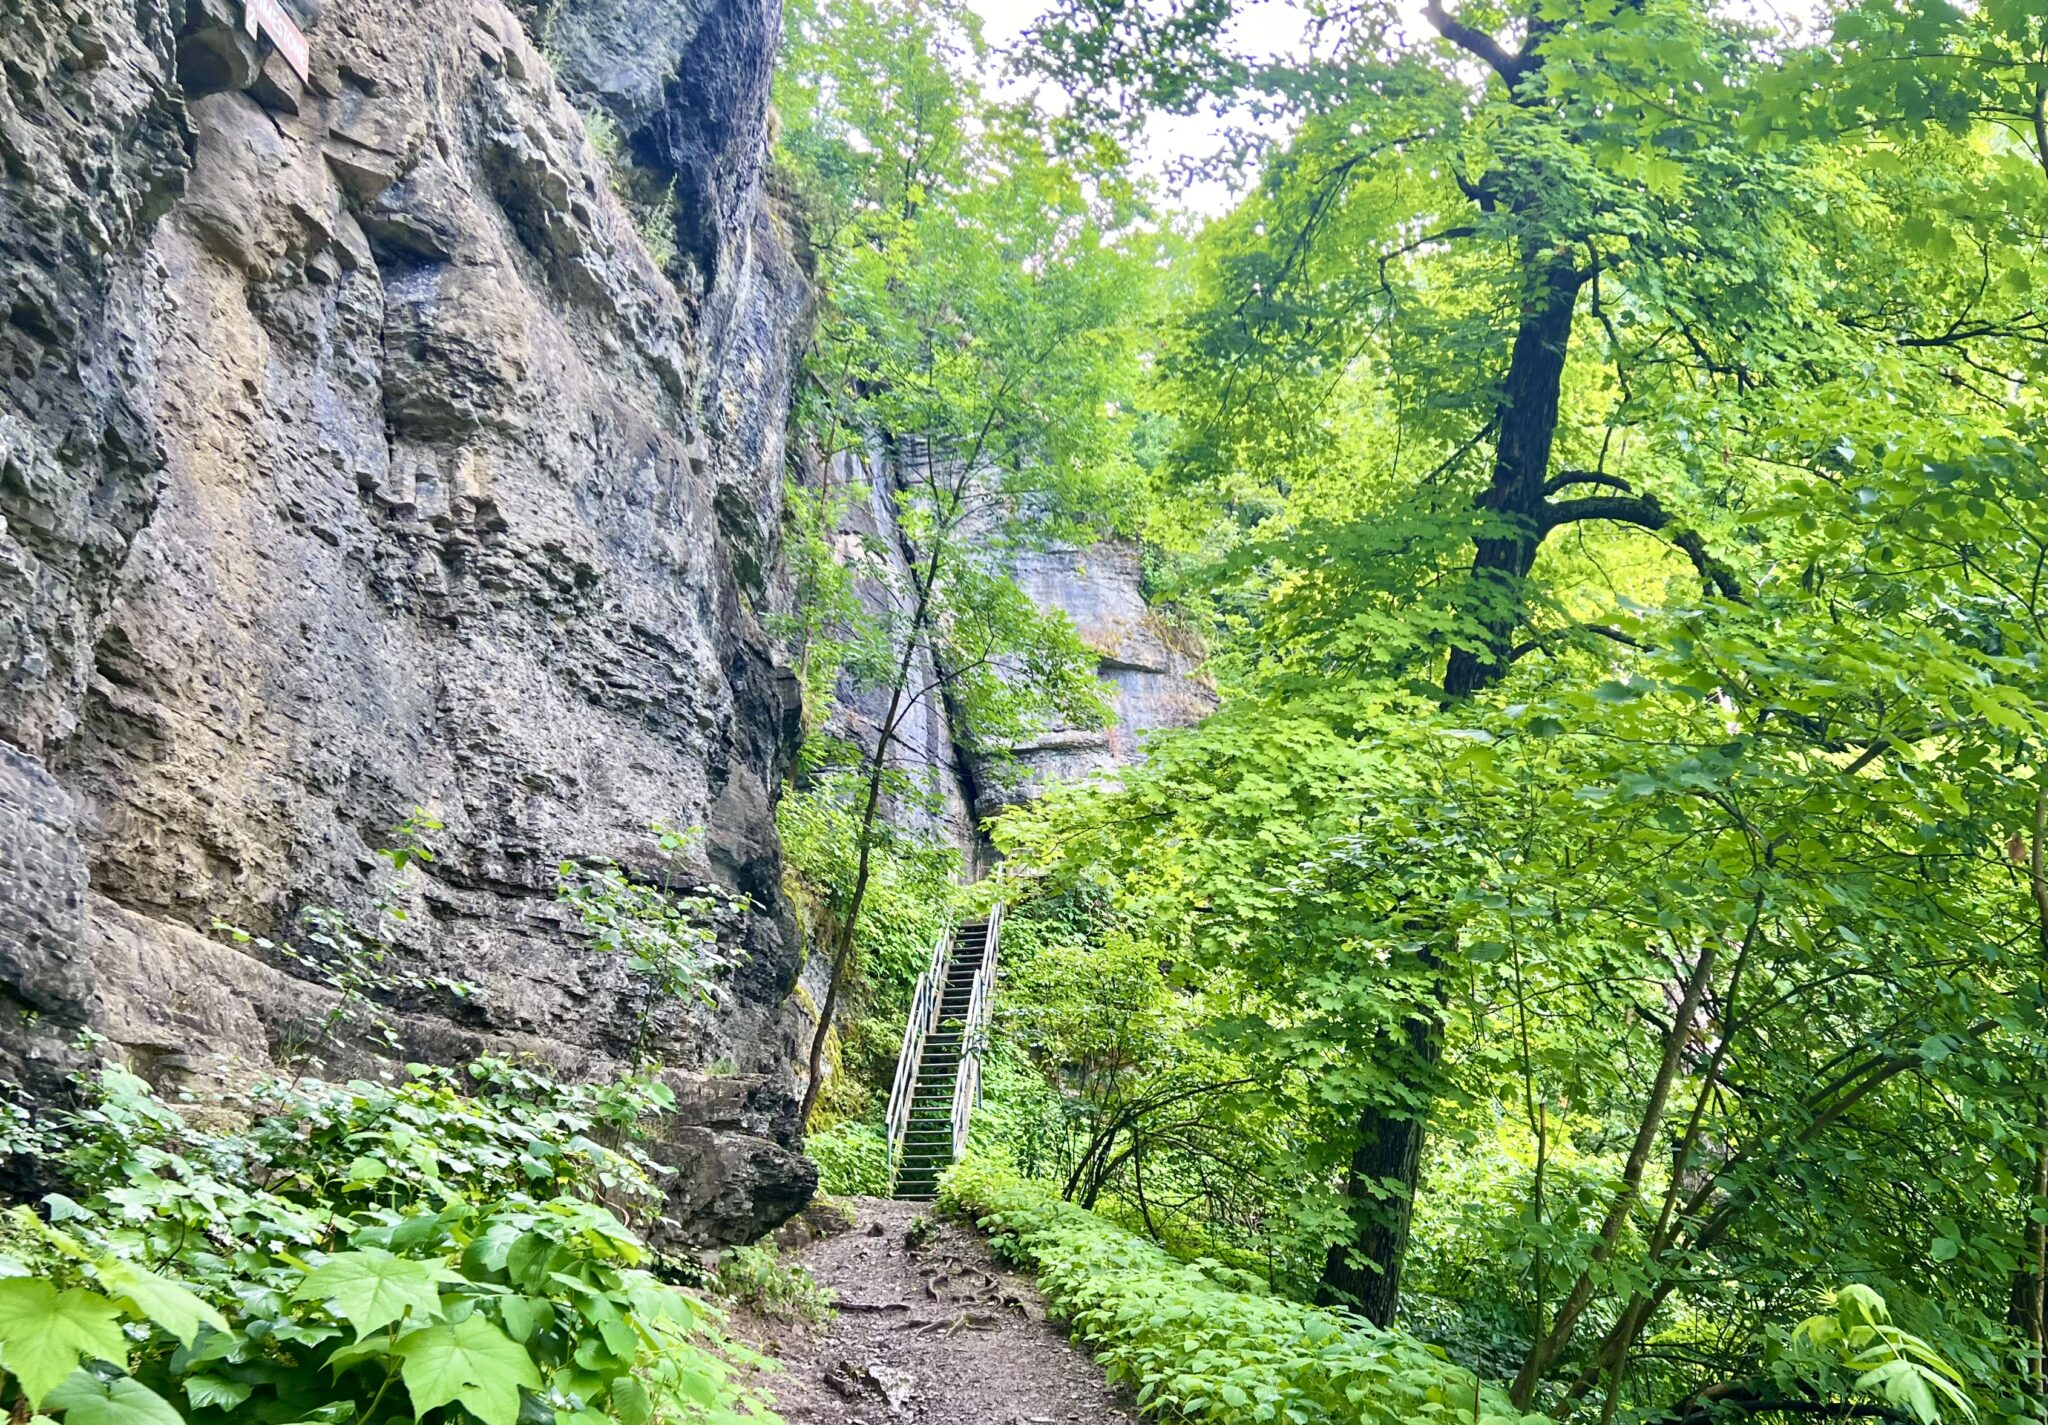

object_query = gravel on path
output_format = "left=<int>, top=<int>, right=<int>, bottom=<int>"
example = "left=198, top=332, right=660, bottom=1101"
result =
left=735, top=1196, right=1136, bottom=1425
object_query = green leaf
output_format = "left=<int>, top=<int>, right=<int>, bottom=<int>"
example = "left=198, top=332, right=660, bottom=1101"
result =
left=0, top=1280, right=127, bottom=1405
left=93, top=1258, right=229, bottom=1347
left=608, top=1377, right=651, bottom=1425
left=44, top=1373, right=185, bottom=1425
left=395, top=1315, right=540, bottom=1425
left=323, top=1335, right=399, bottom=1376
left=293, top=1249, right=449, bottom=1338
left=44, top=1195, right=92, bottom=1223
left=499, top=1297, right=553, bottom=1344
left=673, top=1371, right=723, bottom=1409
left=182, top=1376, right=252, bottom=1411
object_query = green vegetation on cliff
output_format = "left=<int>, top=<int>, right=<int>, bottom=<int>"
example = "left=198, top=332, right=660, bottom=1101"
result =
left=769, top=0, right=1164, bottom=1131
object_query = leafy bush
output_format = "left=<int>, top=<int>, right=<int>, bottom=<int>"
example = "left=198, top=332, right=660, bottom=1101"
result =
left=941, top=1160, right=1544, bottom=1425
left=802, top=1120, right=889, bottom=1197
left=558, top=824, right=736, bottom=1064
left=1772, top=1287, right=1976, bottom=1425
left=0, top=1063, right=781, bottom=1425
left=708, top=1246, right=835, bottom=1324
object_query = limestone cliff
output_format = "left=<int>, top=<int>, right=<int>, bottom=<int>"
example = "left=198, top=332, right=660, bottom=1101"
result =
left=998, top=542, right=1217, bottom=805
left=0, top=0, right=813, bottom=1242
left=0, top=0, right=1214, bottom=1242
left=801, top=446, right=1217, bottom=871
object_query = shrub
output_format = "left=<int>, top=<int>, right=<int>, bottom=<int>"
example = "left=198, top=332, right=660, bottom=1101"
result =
left=803, top=1119, right=889, bottom=1197
left=940, top=1160, right=1545, bottom=1425
left=558, top=824, right=735, bottom=1064
left=0, top=1063, right=782, bottom=1425
left=709, top=1245, right=835, bottom=1324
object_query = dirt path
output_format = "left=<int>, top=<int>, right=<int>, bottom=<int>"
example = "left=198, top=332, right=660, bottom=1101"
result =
left=738, top=1197, right=1137, bottom=1425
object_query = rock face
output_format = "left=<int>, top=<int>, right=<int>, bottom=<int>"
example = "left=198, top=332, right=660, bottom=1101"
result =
left=0, top=0, right=814, bottom=1241
left=804, top=447, right=1215, bottom=868
left=816, top=446, right=985, bottom=863
left=996, top=542, right=1217, bottom=811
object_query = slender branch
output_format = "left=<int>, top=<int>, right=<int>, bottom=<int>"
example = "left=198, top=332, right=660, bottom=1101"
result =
left=1542, top=493, right=1743, bottom=599
left=2034, top=81, right=2048, bottom=184
left=1542, top=470, right=1635, bottom=497
left=1508, top=623, right=1648, bottom=663
left=1511, top=923, right=1732, bottom=1406
left=1378, top=226, right=1480, bottom=290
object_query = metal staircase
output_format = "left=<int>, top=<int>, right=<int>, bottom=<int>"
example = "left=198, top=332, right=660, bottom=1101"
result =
left=884, top=903, right=1002, bottom=1200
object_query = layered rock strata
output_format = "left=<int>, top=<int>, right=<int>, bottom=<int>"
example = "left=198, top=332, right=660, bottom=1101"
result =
left=0, top=0, right=812, bottom=1243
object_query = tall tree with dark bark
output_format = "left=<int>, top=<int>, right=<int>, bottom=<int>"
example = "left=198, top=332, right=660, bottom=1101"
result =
left=1022, top=0, right=2048, bottom=1329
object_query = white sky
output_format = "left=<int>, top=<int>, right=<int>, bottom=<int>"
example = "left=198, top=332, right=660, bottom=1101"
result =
left=964, top=0, right=1826, bottom=217
left=966, top=0, right=1433, bottom=213
left=966, top=0, right=1328, bottom=215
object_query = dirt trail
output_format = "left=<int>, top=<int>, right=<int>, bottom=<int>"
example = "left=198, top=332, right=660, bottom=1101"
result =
left=739, top=1196, right=1136, bottom=1425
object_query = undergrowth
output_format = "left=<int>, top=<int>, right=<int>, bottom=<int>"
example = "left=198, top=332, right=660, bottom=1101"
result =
left=709, top=1246, right=836, bottom=1325
left=803, top=1119, right=889, bottom=1196
left=941, top=1160, right=1545, bottom=1425
left=0, top=1060, right=781, bottom=1425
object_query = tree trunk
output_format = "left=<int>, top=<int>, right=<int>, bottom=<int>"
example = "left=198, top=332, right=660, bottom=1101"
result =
left=1317, top=946, right=1446, bottom=1327
left=1443, top=254, right=1584, bottom=699
left=2012, top=1150, right=2048, bottom=1394
left=796, top=576, right=933, bottom=1129
left=1316, top=1067, right=1436, bottom=1326
left=1318, top=254, right=1583, bottom=1328
left=2022, top=784, right=2048, bottom=1392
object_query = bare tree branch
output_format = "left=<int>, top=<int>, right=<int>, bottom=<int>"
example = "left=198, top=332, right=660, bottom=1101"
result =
left=1422, top=0, right=1533, bottom=88
left=1542, top=469, right=1635, bottom=497
left=1508, top=623, right=1648, bottom=663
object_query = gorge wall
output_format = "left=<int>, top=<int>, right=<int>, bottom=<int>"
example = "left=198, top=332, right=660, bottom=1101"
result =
left=0, top=0, right=813, bottom=1242
left=809, top=445, right=1217, bottom=871
left=0, top=0, right=1215, bottom=1244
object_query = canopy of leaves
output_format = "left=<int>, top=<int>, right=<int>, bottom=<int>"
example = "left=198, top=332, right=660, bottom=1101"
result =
left=946, top=0, right=2048, bottom=1420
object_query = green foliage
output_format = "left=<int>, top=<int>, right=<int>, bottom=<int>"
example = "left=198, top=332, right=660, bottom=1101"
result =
left=773, top=0, right=1165, bottom=1125
left=970, top=0, right=2048, bottom=1414
left=776, top=0, right=1155, bottom=720
left=960, top=888, right=1296, bottom=1281
left=942, top=1161, right=1545, bottom=1425
left=707, top=1247, right=835, bottom=1325
left=776, top=765, right=958, bottom=1122
left=801, top=1120, right=890, bottom=1198
left=1775, top=1288, right=1976, bottom=1425
left=557, top=825, right=735, bottom=1064
left=667, top=0, right=2048, bottom=1420
left=776, top=768, right=958, bottom=1002
left=0, top=1064, right=778, bottom=1425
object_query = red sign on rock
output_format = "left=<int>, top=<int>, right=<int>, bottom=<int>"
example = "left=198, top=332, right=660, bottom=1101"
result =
left=242, top=0, right=310, bottom=83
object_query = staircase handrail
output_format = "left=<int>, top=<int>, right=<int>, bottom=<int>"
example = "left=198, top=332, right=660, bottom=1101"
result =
left=950, top=898, right=1003, bottom=1162
left=884, top=923, right=952, bottom=1189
